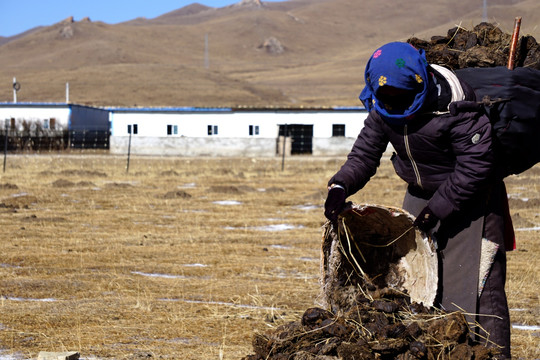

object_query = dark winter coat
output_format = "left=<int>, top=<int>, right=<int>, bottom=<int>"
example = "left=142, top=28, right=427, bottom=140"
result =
left=329, top=78, right=495, bottom=222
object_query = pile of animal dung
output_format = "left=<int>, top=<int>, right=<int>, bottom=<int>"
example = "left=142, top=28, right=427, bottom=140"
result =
left=407, top=22, right=540, bottom=69
left=241, top=289, right=499, bottom=360
left=242, top=204, right=500, bottom=360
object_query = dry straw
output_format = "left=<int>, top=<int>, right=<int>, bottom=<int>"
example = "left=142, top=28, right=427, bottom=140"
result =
left=0, top=155, right=537, bottom=359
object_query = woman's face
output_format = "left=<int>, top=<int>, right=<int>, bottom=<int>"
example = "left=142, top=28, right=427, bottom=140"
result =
left=376, top=86, right=418, bottom=114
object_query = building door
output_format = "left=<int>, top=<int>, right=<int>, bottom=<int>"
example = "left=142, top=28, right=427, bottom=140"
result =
left=278, top=124, right=313, bottom=154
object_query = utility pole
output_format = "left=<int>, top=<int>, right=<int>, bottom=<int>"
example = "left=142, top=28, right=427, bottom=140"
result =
left=3, top=119, right=8, bottom=173
left=12, top=77, right=20, bottom=103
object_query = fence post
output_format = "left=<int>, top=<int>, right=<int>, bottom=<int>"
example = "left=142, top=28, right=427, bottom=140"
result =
left=126, top=125, right=132, bottom=173
left=3, top=120, right=8, bottom=173
left=281, top=124, right=288, bottom=171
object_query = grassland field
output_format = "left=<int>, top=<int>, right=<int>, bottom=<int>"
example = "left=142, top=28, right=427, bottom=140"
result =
left=0, top=153, right=538, bottom=359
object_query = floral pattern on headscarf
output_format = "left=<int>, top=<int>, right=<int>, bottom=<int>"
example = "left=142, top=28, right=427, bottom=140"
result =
left=359, top=42, right=429, bottom=123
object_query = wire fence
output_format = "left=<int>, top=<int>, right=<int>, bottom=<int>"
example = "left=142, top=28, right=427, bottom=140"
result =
left=0, top=130, right=109, bottom=152
left=0, top=125, right=327, bottom=173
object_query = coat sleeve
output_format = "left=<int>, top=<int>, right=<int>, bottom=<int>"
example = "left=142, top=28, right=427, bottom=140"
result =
left=328, top=112, right=390, bottom=196
left=428, top=112, right=495, bottom=220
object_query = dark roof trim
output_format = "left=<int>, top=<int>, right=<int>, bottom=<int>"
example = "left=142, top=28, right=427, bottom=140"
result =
left=0, top=102, right=107, bottom=111
left=0, top=103, right=367, bottom=113
left=108, top=106, right=367, bottom=113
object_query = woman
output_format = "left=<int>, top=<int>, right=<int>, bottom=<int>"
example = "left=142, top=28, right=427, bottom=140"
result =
left=324, top=42, right=513, bottom=358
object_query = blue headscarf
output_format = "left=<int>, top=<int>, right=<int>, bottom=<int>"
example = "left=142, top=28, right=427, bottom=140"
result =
left=359, top=42, right=429, bottom=124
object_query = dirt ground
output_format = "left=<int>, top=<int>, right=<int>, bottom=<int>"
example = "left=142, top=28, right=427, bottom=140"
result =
left=0, top=153, right=538, bottom=359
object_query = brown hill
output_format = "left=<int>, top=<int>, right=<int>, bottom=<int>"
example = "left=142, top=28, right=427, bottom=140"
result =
left=0, top=0, right=539, bottom=107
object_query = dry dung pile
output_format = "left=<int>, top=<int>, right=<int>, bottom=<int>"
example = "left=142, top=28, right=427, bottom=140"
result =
left=0, top=183, right=18, bottom=189
left=242, top=301, right=498, bottom=359
left=407, top=22, right=540, bottom=69
left=161, top=190, right=192, bottom=199
left=242, top=204, right=500, bottom=359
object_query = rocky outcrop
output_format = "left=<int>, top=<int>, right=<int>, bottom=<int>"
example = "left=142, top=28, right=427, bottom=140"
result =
left=259, top=37, right=285, bottom=54
left=59, top=25, right=74, bottom=39
left=236, top=0, right=264, bottom=7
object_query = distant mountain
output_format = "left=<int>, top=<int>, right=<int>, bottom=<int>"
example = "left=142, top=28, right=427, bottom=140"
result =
left=125, top=3, right=213, bottom=25
left=154, top=3, right=212, bottom=19
left=0, top=26, right=44, bottom=46
left=0, top=0, right=538, bottom=107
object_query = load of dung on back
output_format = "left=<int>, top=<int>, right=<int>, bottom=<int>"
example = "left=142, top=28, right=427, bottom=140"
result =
left=410, top=21, right=540, bottom=176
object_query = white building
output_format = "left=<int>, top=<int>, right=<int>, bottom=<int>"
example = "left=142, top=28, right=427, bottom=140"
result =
left=0, top=103, right=373, bottom=156
left=109, top=107, right=369, bottom=157
left=0, top=102, right=110, bottom=149
left=0, top=102, right=71, bottom=131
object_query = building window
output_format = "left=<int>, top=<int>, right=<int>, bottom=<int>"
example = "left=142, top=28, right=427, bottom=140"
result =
left=167, top=125, right=178, bottom=135
left=249, top=125, right=259, bottom=136
left=208, top=125, right=218, bottom=136
left=128, top=124, right=138, bottom=135
left=332, top=124, right=345, bottom=137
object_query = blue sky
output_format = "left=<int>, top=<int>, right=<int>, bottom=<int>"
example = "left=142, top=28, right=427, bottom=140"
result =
left=0, top=0, right=284, bottom=37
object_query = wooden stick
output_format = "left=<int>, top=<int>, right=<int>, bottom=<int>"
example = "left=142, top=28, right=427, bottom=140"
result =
left=507, top=17, right=522, bottom=70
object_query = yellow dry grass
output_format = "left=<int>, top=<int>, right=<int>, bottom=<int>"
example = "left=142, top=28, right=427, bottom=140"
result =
left=0, top=153, right=538, bottom=359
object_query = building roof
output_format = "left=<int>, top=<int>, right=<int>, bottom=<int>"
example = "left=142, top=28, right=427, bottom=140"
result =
left=0, top=102, right=366, bottom=113
left=108, top=105, right=366, bottom=113
left=0, top=102, right=106, bottom=111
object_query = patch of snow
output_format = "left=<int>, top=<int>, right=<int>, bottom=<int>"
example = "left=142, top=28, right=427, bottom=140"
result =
left=256, top=224, right=303, bottom=232
left=298, top=257, right=319, bottom=262
left=516, top=226, right=540, bottom=231
left=159, top=298, right=280, bottom=311
left=213, top=200, right=242, bottom=205
left=2, top=297, right=56, bottom=302
left=512, top=324, right=540, bottom=331
left=508, top=193, right=529, bottom=201
left=270, top=244, right=292, bottom=249
left=294, top=204, right=319, bottom=211
left=131, top=271, right=188, bottom=279
left=0, top=350, right=29, bottom=360
left=0, top=264, right=21, bottom=268
left=225, top=224, right=304, bottom=232
left=182, top=263, right=208, bottom=267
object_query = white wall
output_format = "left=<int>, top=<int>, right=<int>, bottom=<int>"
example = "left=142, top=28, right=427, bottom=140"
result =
left=0, top=106, right=70, bottom=130
left=110, top=110, right=368, bottom=139
left=108, top=109, right=369, bottom=156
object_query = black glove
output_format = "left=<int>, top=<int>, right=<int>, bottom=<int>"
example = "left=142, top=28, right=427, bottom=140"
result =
left=413, top=206, right=439, bottom=233
left=324, top=186, right=347, bottom=222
